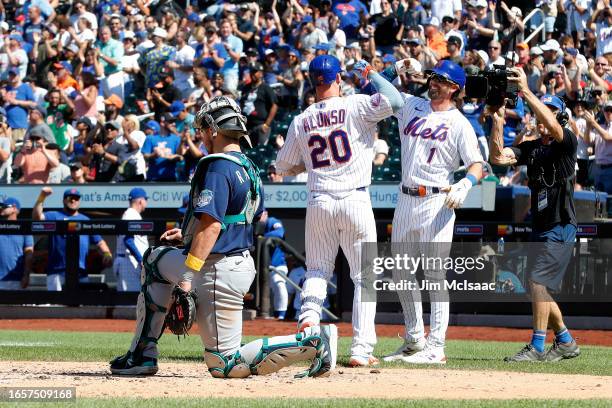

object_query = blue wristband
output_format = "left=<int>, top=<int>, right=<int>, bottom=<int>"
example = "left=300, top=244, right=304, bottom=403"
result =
left=465, top=174, right=478, bottom=186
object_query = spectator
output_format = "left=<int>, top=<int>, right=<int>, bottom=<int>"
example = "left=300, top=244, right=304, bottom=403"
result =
left=231, top=5, right=257, bottom=49
left=96, top=25, right=124, bottom=78
left=571, top=100, right=591, bottom=187
left=446, top=36, right=463, bottom=64
left=588, top=57, right=612, bottom=90
left=26, top=106, right=55, bottom=143
left=423, top=17, right=448, bottom=60
left=487, top=40, right=505, bottom=68
left=6, top=34, right=29, bottom=80
left=564, top=0, right=591, bottom=43
left=68, top=161, right=87, bottom=183
left=333, top=0, right=369, bottom=41
left=70, top=1, right=98, bottom=35
left=179, top=125, right=207, bottom=180
left=431, top=0, right=462, bottom=22
left=585, top=101, right=612, bottom=195
left=299, top=16, right=327, bottom=51
left=115, top=114, right=147, bottom=182
left=217, top=18, right=243, bottom=93
left=168, top=30, right=195, bottom=98
left=327, top=14, right=347, bottom=63
left=114, top=187, right=149, bottom=292
left=89, top=121, right=125, bottom=182
left=103, top=94, right=124, bottom=125
left=148, top=69, right=180, bottom=119
left=3, top=68, right=37, bottom=143
left=241, top=62, right=278, bottom=145
left=277, top=48, right=304, bottom=110
left=140, top=27, right=176, bottom=89
left=46, top=143, right=71, bottom=183
left=23, top=6, right=46, bottom=45
left=169, top=101, right=195, bottom=134
left=24, top=76, right=48, bottom=107
left=13, top=130, right=59, bottom=183
left=267, top=162, right=284, bottom=182
left=526, top=47, right=545, bottom=94
left=142, top=119, right=182, bottom=181
left=64, top=71, right=99, bottom=121
left=370, top=0, right=399, bottom=55
left=588, top=2, right=612, bottom=58
left=0, top=198, right=33, bottom=290
left=32, top=187, right=113, bottom=291
left=398, top=0, right=428, bottom=41
left=52, top=62, right=79, bottom=91
left=120, top=31, right=141, bottom=98
left=466, top=0, right=496, bottom=51
left=0, top=112, right=12, bottom=183
left=48, top=108, right=74, bottom=153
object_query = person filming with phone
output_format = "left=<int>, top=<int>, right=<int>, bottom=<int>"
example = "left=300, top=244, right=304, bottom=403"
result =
left=13, top=129, right=60, bottom=184
left=488, top=67, right=580, bottom=363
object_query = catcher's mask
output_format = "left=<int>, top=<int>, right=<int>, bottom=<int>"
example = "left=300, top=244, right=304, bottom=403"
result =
left=194, top=96, right=252, bottom=148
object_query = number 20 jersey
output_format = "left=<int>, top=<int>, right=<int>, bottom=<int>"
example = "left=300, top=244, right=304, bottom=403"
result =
left=277, top=93, right=393, bottom=192
left=394, top=94, right=483, bottom=187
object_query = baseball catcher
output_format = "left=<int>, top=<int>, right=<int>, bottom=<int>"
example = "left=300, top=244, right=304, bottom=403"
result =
left=110, top=96, right=337, bottom=378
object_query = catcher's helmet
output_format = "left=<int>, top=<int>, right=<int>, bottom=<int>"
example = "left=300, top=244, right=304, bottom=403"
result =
left=309, top=54, right=343, bottom=86
left=194, top=96, right=251, bottom=147
left=425, top=60, right=466, bottom=89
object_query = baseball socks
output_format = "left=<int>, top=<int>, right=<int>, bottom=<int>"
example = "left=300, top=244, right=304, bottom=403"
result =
left=554, top=327, right=574, bottom=344
left=530, top=330, right=547, bottom=352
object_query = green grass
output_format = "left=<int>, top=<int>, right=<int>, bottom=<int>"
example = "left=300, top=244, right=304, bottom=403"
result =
left=0, top=330, right=611, bottom=376
left=3, top=398, right=612, bottom=408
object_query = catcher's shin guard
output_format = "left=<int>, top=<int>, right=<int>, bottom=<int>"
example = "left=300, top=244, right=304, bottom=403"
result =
left=129, top=247, right=175, bottom=355
left=204, top=350, right=251, bottom=378
left=244, top=332, right=322, bottom=376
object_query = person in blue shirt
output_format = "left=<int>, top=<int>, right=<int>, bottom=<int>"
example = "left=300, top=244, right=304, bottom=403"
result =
left=32, top=187, right=113, bottom=291
left=0, top=198, right=33, bottom=290
left=141, top=119, right=182, bottom=181
left=169, top=100, right=195, bottom=134
left=111, top=96, right=336, bottom=379
left=332, top=0, right=369, bottom=41
left=4, top=69, right=37, bottom=142
left=261, top=212, right=289, bottom=319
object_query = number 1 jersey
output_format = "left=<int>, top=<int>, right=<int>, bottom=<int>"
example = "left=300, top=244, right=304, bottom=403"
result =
left=276, top=94, right=393, bottom=192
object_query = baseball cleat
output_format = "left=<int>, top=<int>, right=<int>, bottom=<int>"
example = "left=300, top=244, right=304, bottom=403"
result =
left=306, top=324, right=338, bottom=378
left=399, top=345, right=446, bottom=364
left=382, top=337, right=426, bottom=362
left=348, top=354, right=380, bottom=367
left=544, top=339, right=581, bottom=362
left=504, top=344, right=545, bottom=362
left=110, top=351, right=158, bottom=376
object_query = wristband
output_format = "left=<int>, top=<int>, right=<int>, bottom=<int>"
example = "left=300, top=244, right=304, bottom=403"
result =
left=185, top=253, right=205, bottom=272
left=362, top=65, right=372, bottom=80
left=465, top=174, right=478, bottom=186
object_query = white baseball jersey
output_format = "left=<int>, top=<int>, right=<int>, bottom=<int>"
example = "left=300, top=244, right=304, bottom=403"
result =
left=394, top=94, right=483, bottom=187
left=116, top=208, right=149, bottom=267
left=276, top=93, right=393, bottom=191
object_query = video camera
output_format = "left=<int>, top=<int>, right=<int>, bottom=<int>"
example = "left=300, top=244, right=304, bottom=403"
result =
left=465, top=66, right=519, bottom=108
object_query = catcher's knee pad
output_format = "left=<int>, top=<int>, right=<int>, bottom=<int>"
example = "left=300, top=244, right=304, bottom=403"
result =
left=249, top=333, right=321, bottom=376
left=204, top=350, right=251, bottom=379
left=142, top=246, right=175, bottom=286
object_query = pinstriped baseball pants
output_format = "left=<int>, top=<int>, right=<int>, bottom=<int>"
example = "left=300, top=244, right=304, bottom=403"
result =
left=391, top=192, right=454, bottom=348
left=299, top=189, right=377, bottom=357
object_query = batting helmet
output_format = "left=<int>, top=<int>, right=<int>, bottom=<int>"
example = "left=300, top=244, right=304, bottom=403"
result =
left=425, top=60, right=466, bottom=89
left=195, top=96, right=251, bottom=147
left=309, top=55, right=342, bottom=86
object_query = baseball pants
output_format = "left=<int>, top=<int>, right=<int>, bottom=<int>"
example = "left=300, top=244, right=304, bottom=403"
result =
left=269, top=265, right=289, bottom=313
left=299, top=189, right=377, bottom=358
left=391, top=193, right=454, bottom=348
left=114, top=256, right=141, bottom=292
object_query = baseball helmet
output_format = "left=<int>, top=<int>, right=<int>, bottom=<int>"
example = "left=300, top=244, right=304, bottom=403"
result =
left=425, top=60, right=466, bottom=89
left=195, top=96, right=251, bottom=147
left=309, top=54, right=342, bottom=86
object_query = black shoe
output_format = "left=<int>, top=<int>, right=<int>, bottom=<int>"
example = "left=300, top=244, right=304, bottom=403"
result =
left=110, top=351, right=158, bottom=376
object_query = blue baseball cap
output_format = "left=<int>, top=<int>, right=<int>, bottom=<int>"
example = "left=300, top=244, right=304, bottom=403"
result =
left=145, top=120, right=161, bottom=133
left=382, top=54, right=397, bottom=64
left=169, top=101, right=185, bottom=117
left=313, top=42, right=331, bottom=51
left=309, top=54, right=343, bottom=85
left=301, top=15, right=313, bottom=24
left=64, top=188, right=81, bottom=198
left=9, top=33, right=23, bottom=43
left=1, top=197, right=21, bottom=211
left=128, top=187, right=149, bottom=201
left=540, top=94, right=564, bottom=111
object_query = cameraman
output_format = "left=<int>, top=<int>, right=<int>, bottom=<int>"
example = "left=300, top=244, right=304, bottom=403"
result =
left=489, top=67, right=580, bottom=363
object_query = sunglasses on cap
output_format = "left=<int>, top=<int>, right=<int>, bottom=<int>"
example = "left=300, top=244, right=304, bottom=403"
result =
left=428, top=73, right=455, bottom=86
left=0, top=203, right=15, bottom=209
left=65, top=195, right=81, bottom=201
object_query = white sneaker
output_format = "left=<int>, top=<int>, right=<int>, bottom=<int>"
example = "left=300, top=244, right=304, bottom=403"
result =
left=400, top=345, right=446, bottom=364
left=382, top=337, right=426, bottom=362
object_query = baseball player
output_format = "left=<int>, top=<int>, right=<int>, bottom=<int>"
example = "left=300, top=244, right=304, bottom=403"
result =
left=275, top=55, right=403, bottom=367
left=110, top=96, right=336, bottom=378
left=380, top=60, right=484, bottom=364
left=114, top=188, right=150, bottom=292
left=261, top=211, right=290, bottom=319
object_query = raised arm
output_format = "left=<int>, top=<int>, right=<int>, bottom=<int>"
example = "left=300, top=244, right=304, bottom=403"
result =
left=488, top=106, right=518, bottom=166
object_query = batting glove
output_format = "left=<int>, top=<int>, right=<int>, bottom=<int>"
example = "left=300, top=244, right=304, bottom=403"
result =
left=444, top=177, right=473, bottom=209
left=353, top=60, right=373, bottom=80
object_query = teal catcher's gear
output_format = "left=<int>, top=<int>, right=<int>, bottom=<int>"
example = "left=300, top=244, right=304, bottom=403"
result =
left=181, top=152, right=261, bottom=247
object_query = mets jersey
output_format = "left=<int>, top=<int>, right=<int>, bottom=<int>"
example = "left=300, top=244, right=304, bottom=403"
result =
left=394, top=94, right=483, bottom=187
left=276, top=93, right=393, bottom=192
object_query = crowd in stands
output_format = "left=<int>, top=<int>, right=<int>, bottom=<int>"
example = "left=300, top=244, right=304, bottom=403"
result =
left=0, top=0, right=610, bottom=193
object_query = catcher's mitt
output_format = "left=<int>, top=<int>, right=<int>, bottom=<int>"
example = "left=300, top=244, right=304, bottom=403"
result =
left=165, top=286, right=197, bottom=337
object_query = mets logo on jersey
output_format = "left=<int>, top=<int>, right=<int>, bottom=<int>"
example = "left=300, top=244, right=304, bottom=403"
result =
left=403, top=116, right=449, bottom=141
left=195, top=189, right=214, bottom=208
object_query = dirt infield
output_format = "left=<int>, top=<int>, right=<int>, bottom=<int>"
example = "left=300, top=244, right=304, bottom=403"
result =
left=1, top=319, right=611, bottom=346
left=1, top=361, right=610, bottom=400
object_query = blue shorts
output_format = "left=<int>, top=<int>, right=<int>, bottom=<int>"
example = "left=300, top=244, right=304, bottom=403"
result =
left=528, top=224, right=576, bottom=292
